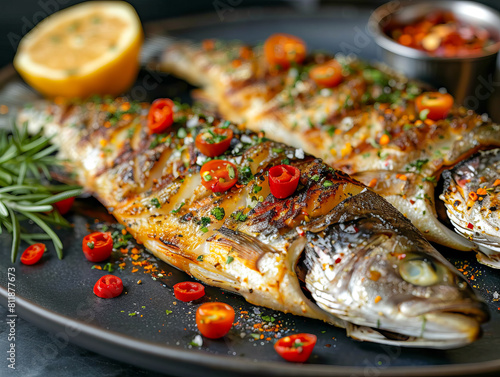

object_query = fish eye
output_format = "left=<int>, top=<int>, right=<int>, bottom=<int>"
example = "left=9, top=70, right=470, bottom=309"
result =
left=399, top=259, right=439, bottom=286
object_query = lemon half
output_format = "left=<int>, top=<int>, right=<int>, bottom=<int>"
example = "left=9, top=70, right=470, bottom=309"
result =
left=14, top=1, right=143, bottom=99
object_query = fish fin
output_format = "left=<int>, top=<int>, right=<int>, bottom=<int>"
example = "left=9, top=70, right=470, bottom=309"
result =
left=214, top=227, right=276, bottom=271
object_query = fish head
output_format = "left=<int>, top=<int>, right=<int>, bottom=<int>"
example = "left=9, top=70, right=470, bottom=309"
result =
left=300, top=190, right=489, bottom=348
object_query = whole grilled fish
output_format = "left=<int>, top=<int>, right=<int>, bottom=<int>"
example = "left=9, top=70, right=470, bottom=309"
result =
left=18, top=97, right=488, bottom=348
left=441, top=149, right=500, bottom=268
left=150, top=36, right=500, bottom=253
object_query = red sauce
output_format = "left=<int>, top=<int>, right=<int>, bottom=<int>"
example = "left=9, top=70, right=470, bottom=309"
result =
left=385, top=11, right=497, bottom=57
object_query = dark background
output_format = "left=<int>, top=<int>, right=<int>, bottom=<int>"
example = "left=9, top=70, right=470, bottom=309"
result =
left=2, top=0, right=500, bottom=68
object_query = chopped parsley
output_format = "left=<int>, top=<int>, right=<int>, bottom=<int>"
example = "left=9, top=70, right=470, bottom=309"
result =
left=311, top=174, right=320, bottom=182
left=232, top=211, right=248, bottom=222
left=87, top=241, right=95, bottom=249
left=151, top=198, right=161, bottom=208
left=226, top=255, right=234, bottom=264
left=171, top=202, right=185, bottom=214
left=202, top=129, right=227, bottom=144
left=226, top=164, right=236, bottom=179
left=165, top=310, right=173, bottom=315
left=323, top=180, right=333, bottom=187
left=406, top=159, right=428, bottom=173
left=103, top=263, right=114, bottom=272
left=238, top=166, right=253, bottom=185
left=253, top=185, right=262, bottom=194
left=211, top=207, right=225, bottom=220
left=272, top=148, right=284, bottom=154
left=261, top=315, right=275, bottom=323
left=197, top=255, right=204, bottom=261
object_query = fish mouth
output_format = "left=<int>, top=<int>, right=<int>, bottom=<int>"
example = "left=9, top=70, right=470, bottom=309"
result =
left=347, top=300, right=489, bottom=349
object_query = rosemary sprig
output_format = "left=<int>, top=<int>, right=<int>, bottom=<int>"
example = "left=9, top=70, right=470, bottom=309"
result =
left=0, top=122, right=83, bottom=262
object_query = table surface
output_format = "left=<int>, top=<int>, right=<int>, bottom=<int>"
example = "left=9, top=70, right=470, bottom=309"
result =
left=1, top=2, right=500, bottom=377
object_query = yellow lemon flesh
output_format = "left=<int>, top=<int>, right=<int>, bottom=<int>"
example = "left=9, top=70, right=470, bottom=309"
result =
left=14, top=1, right=143, bottom=99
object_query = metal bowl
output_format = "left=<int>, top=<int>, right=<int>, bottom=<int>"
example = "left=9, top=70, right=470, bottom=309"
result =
left=369, top=1, right=500, bottom=111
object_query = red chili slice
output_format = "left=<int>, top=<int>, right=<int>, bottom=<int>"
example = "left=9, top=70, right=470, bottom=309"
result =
left=200, top=160, right=238, bottom=193
left=274, top=333, right=317, bottom=363
left=196, top=302, right=235, bottom=339
left=195, top=128, right=233, bottom=157
left=93, top=274, right=123, bottom=299
left=54, top=196, right=75, bottom=215
left=415, top=92, right=454, bottom=121
left=82, top=232, right=113, bottom=262
left=147, top=98, right=174, bottom=134
left=268, top=164, right=301, bottom=199
left=20, top=243, right=46, bottom=265
left=173, top=281, right=205, bottom=302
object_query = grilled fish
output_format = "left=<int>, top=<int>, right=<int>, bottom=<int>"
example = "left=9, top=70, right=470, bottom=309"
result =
left=151, top=36, right=500, bottom=252
left=17, top=97, right=488, bottom=348
left=441, top=149, right=500, bottom=268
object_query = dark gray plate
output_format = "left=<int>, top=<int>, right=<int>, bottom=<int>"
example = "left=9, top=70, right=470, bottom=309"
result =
left=1, top=6, right=500, bottom=377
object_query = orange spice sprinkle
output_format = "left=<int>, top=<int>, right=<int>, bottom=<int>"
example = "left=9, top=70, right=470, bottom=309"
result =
left=122, top=114, right=133, bottom=122
left=137, top=280, right=142, bottom=284
left=202, top=39, right=215, bottom=51
left=368, top=178, right=378, bottom=188
left=477, top=188, right=487, bottom=196
left=0, top=105, right=9, bottom=114
left=469, top=192, right=478, bottom=201
left=240, top=46, right=253, bottom=60
left=379, top=134, right=390, bottom=146
left=132, top=255, right=140, bottom=260
left=232, top=59, right=242, bottom=68
left=92, top=265, right=102, bottom=270
left=396, top=174, right=408, bottom=181
left=260, top=334, right=264, bottom=339
left=104, top=121, right=111, bottom=128
left=120, top=102, right=130, bottom=111
left=374, top=295, right=382, bottom=303
left=131, top=268, right=139, bottom=273
left=334, top=128, right=342, bottom=135
left=131, top=247, right=140, bottom=254
left=121, top=228, right=127, bottom=235
left=494, top=179, right=500, bottom=187
left=424, top=119, right=434, bottom=126
left=118, top=263, right=126, bottom=269
left=415, top=120, right=423, bottom=126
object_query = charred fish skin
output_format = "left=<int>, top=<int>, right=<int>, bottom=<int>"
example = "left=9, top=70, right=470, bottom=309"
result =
left=441, top=149, right=500, bottom=269
left=155, top=37, right=500, bottom=251
left=18, top=97, right=488, bottom=348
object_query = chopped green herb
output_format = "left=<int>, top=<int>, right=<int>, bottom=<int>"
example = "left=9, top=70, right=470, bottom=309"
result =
left=261, top=315, right=275, bottom=323
left=422, top=176, right=437, bottom=183
left=281, top=158, right=290, bottom=165
left=419, top=109, right=430, bottom=121
left=165, top=310, right=173, bottom=315
left=200, top=227, right=209, bottom=233
left=226, top=255, right=234, bottom=264
left=128, top=312, right=137, bottom=317
left=227, top=164, right=236, bottom=179
left=197, top=255, right=204, bottom=261
left=151, top=198, right=161, bottom=208
left=177, top=128, right=187, bottom=138
left=238, top=166, right=253, bottom=185
left=87, top=241, right=95, bottom=250
left=311, top=174, right=320, bottom=182
left=220, top=120, right=231, bottom=129
left=250, top=333, right=260, bottom=340
left=211, top=207, right=225, bottom=220
left=203, top=173, right=212, bottom=182
left=103, top=263, right=114, bottom=272
left=253, top=185, right=262, bottom=194
left=323, top=180, right=333, bottom=187
left=406, top=159, right=428, bottom=174
left=171, top=202, right=185, bottom=214
left=272, top=148, right=284, bottom=154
